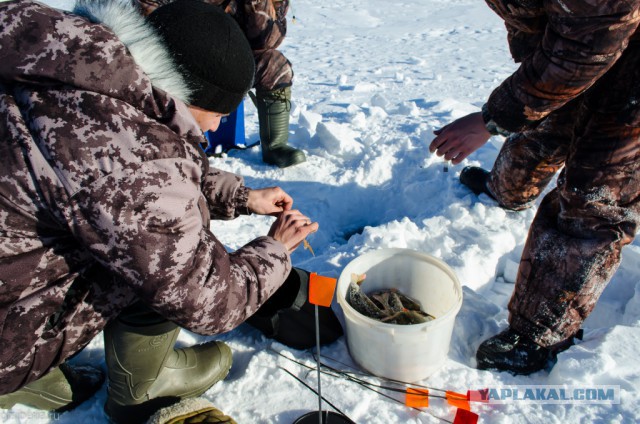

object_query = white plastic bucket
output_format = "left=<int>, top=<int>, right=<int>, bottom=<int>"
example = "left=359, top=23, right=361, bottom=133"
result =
left=336, top=248, right=463, bottom=382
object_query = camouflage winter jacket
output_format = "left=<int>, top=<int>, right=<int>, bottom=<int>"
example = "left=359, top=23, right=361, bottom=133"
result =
left=0, top=0, right=290, bottom=393
left=484, top=0, right=640, bottom=132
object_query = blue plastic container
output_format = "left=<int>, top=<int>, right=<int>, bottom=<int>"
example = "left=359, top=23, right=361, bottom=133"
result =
left=203, top=99, right=245, bottom=155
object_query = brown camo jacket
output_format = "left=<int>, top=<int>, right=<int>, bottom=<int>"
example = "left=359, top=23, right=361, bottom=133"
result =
left=484, top=0, right=640, bottom=132
left=0, top=0, right=291, bottom=393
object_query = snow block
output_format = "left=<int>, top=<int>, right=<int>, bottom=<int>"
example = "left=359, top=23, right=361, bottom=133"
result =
left=204, top=99, right=245, bottom=155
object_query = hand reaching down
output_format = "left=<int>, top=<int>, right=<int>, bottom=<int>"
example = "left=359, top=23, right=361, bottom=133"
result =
left=429, top=112, right=491, bottom=165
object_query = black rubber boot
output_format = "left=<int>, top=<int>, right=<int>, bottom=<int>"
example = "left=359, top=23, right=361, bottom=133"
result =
left=460, top=166, right=496, bottom=198
left=104, top=303, right=232, bottom=424
left=246, top=268, right=343, bottom=349
left=256, top=86, right=306, bottom=168
left=475, top=328, right=567, bottom=375
left=0, top=362, right=104, bottom=412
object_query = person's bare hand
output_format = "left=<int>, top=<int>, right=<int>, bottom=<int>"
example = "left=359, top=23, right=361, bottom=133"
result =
left=268, top=210, right=319, bottom=252
left=429, top=112, right=491, bottom=165
left=247, top=187, right=293, bottom=216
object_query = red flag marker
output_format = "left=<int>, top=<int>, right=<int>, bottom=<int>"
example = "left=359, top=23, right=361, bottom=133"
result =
left=467, top=389, right=490, bottom=403
left=453, top=408, right=479, bottom=424
left=405, top=387, right=429, bottom=408
left=446, top=391, right=470, bottom=411
left=309, top=273, right=337, bottom=307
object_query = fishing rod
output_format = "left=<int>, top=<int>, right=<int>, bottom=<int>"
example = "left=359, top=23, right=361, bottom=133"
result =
left=316, top=356, right=455, bottom=403
left=278, top=366, right=354, bottom=423
left=313, top=353, right=476, bottom=417
left=269, top=348, right=455, bottom=424
left=316, top=352, right=452, bottom=394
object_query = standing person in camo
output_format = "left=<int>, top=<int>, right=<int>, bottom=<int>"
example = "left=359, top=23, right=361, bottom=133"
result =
left=429, top=0, right=640, bottom=375
left=139, top=0, right=306, bottom=168
left=0, top=0, right=325, bottom=422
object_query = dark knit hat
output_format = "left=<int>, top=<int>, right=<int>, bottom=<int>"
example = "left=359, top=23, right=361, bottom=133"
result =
left=147, top=0, right=255, bottom=114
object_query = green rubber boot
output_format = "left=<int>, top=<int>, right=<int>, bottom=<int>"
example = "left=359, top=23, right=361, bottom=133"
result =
left=103, top=303, right=232, bottom=424
left=256, top=86, right=306, bottom=168
left=0, top=362, right=104, bottom=412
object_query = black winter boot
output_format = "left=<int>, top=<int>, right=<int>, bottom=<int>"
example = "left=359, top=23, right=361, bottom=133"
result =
left=0, top=362, right=104, bottom=412
left=246, top=268, right=343, bottom=349
left=476, top=328, right=557, bottom=375
left=256, top=87, right=306, bottom=168
left=460, top=166, right=496, bottom=199
left=104, top=303, right=232, bottom=424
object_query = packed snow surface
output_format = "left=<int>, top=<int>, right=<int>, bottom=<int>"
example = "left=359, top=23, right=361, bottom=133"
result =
left=6, top=1, right=640, bottom=423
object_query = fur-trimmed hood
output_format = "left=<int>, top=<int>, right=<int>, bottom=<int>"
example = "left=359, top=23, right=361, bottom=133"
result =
left=72, top=0, right=192, bottom=105
left=0, top=0, right=191, bottom=106
left=0, top=0, right=292, bottom=396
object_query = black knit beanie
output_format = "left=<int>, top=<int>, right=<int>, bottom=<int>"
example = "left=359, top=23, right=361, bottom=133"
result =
left=147, top=0, right=255, bottom=114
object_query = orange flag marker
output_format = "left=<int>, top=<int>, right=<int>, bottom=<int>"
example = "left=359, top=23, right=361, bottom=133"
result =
left=452, top=408, right=479, bottom=424
left=405, top=387, right=429, bottom=408
left=308, top=273, right=338, bottom=307
left=446, top=391, right=470, bottom=411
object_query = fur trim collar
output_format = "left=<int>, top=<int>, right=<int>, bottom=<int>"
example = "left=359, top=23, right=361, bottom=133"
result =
left=73, top=0, right=192, bottom=104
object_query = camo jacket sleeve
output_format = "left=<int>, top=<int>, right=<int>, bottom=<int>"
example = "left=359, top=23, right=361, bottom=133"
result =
left=63, top=103, right=292, bottom=335
left=484, top=0, right=640, bottom=133
left=0, top=0, right=292, bottom=336
left=202, top=167, right=251, bottom=219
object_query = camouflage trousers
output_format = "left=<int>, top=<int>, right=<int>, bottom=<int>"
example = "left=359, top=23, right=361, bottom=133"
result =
left=136, top=0, right=293, bottom=92
left=254, top=49, right=293, bottom=92
left=486, top=44, right=640, bottom=347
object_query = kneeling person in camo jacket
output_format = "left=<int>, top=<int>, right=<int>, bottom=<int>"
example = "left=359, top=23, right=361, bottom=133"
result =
left=0, top=0, right=317, bottom=422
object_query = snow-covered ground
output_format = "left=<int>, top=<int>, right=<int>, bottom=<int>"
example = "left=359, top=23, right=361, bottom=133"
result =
left=5, top=1, right=640, bottom=423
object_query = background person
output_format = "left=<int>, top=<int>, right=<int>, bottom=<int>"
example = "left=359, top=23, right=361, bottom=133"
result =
left=139, top=0, right=306, bottom=168
left=429, top=0, right=640, bottom=374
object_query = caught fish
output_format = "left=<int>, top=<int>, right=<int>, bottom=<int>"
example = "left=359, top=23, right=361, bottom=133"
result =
left=346, top=274, right=435, bottom=325
left=390, top=288, right=423, bottom=312
left=380, top=309, right=435, bottom=325
left=347, top=281, right=385, bottom=320
left=351, top=273, right=366, bottom=285
left=370, top=291, right=404, bottom=314
left=303, top=239, right=315, bottom=256
left=347, top=273, right=384, bottom=319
